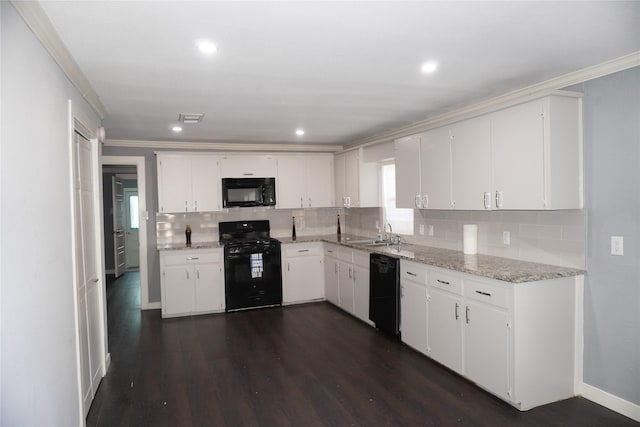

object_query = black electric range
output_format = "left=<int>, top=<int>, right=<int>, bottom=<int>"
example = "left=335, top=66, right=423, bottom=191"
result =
left=219, top=220, right=282, bottom=311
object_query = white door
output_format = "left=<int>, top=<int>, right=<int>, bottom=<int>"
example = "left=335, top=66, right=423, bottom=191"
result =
left=285, top=256, right=324, bottom=302
left=305, top=156, right=334, bottom=208
left=420, top=127, right=452, bottom=209
left=74, top=132, right=103, bottom=414
left=427, top=287, right=463, bottom=372
left=334, top=153, right=346, bottom=206
left=352, top=264, right=370, bottom=323
left=394, top=135, right=421, bottom=209
left=194, top=263, right=224, bottom=312
left=344, top=150, right=360, bottom=207
left=162, top=267, right=195, bottom=316
left=464, top=300, right=510, bottom=400
left=400, top=280, right=428, bottom=354
left=112, top=176, right=126, bottom=278
left=191, top=156, right=221, bottom=212
left=324, top=257, right=340, bottom=306
left=450, top=116, right=492, bottom=210
left=124, top=188, right=139, bottom=269
left=277, top=156, right=306, bottom=208
left=338, top=260, right=355, bottom=313
left=157, top=156, right=192, bottom=213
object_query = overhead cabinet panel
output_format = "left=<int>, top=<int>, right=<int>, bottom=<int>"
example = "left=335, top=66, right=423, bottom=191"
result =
left=220, top=156, right=277, bottom=178
left=335, top=149, right=378, bottom=208
left=394, top=135, right=421, bottom=209
left=157, top=154, right=220, bottom=213
left=277, top=155, right=334, bottom=209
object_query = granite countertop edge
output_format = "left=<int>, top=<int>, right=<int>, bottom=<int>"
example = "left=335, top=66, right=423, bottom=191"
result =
left=158, top=234, right=585, bottom=283
left=278, top=234, right=585, bottom=284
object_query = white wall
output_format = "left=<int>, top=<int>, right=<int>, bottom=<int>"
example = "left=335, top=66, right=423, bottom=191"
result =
left=1, top=3, right=100, bottom=425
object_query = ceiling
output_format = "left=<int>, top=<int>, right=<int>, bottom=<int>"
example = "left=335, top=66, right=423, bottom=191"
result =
left=39, top=1, right=640, bottom=146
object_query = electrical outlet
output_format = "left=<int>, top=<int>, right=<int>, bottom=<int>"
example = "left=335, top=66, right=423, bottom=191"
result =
left=375, top=220, right=380, bottom=230
left=419, top=224, right=425, bottom=235
left=611, top=236, right=624, bottom=256
left=427, top=225, right=434, bottom=237
left=503, top=231, right=511, bottom=245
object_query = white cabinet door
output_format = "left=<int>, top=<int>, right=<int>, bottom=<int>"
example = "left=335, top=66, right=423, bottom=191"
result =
left=420, top=127, right=452, bottom=209
left=334, top=153, right=347, bottom=207
left=191, top=156, right=221, bottom=212
left=306, top=156, right=334, bottom=208
left=394, top=135, right=422, bottom=209
left=451, top=115, right=492, bottom=210
left=157, top=156, right=192, bottom=213
left=353, top=264, right=370, bottom=324
left=285, top=256, right=324, bottom=303
left=277, top=156, right=307, bottom=208
left=427, top=287, right=463, bottom=372
left=400, top=279, right=428, bottom=354
left=492, top=99, right=545, bottom=210
left=338, top=260, right=355, bottom=313
left=162, top=266, right=194, bottom=316
left=344, top=150, right=360, bottom=207
left=220, top=156, right=277, bottom=178
left=324, top=256, right=340, bottom=306
left=194, top=264, right=224, bottom=312
left=464, top=300, right=510, bottom=400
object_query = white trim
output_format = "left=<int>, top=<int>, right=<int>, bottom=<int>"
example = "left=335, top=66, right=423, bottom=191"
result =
left=582, top=383, right=640, bottom=423
left=101, top=156, right=151, bottom=310
left=574, top=275, right=584, bottom=393
left=10, top=1, right=108, bottom=119
left=146, top=302, right=162, bottom=310
left=105, top=139, right=342, bottom=152
left=345, top=52, right=640, bottom=148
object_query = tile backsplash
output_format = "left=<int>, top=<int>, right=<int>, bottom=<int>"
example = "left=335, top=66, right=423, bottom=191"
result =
left=157, top=207, right=585, bottom=269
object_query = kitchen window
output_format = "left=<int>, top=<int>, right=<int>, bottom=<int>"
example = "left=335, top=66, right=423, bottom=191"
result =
left=380, top=162, right=413, bottom=235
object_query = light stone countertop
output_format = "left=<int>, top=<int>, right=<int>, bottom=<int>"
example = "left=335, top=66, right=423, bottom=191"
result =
left=279, top=234, right=585, bottom=284
left=158, top=234, right=584, bottom=283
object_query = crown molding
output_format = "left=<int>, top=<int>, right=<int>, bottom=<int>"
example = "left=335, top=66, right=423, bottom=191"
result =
left=346, top=51, right=640, bottom=149
left=11, top=1, right=109, bottom=119
left=104, top=139, right=343, bottom=153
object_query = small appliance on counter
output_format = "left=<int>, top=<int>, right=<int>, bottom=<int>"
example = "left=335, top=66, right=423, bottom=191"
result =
left=219, top=220, right=282, bottom=311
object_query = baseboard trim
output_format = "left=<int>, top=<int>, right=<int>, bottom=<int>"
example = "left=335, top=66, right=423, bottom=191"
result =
left=142, top=302, right=161, bottom=310
left=104, top=352, right=111, bottom=373
left=582, top=383, right=640, bottom=422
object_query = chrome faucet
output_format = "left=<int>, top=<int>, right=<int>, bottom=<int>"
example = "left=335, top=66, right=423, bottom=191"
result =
left=383, top=222, right=393, bottom=243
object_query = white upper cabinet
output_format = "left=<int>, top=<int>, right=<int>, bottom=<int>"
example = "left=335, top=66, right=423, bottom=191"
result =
left=420, top=127, right=452, bottom=209
left=451, top=115, right=493, bottom=210
left=492, top=95, right=582, bottom=209
left=157, top=154, right=220, bottom=213
left=394, top=134, right=421, bottom=209
left=335, top=148, right=378, bottom=208
left=277, top=155, right=334, bottom=208
left=219, top=155, right=277, bottom=178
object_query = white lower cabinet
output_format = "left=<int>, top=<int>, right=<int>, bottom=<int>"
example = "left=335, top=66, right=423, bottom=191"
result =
left=426, top=287, right=463, bottom=372
left=160, top=249, right=225, bottom=318
left=324, top=244, right=340, bottom=306
left=332, top=245, right=371, bottom=324
left=282, top=242, right=324, bottom=304
left=400, top=261, right=428, bottom=354
left=352, top=250, right=371, bottom=324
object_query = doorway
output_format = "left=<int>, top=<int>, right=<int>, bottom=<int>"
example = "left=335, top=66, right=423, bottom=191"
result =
left=100, top=156, right=151, bottom=310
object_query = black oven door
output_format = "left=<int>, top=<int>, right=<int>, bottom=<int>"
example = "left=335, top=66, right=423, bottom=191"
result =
left=224, top=243, right=282, bottom=311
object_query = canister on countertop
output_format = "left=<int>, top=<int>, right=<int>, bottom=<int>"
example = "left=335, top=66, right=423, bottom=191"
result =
left=463, top=224, right=478, bottom=255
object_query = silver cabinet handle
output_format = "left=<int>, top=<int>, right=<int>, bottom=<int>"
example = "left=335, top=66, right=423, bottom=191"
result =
left=495, top=190, right=504, bottom=208
left=455, top=302, right=459, bottom=320
left=334, top=264, right=338, bottom=273
left=287, top=263, right=290, bottom=272
left=197, top=270, right=200, bottom=279
left=300, top=197, right=304, bottom=208
left=92, top=278, right=99, bottom=283
left=243, top=173, right=255, bottom=176
left=185, top=200, right=188, bottom=212
left=483, top=192, right=491, bottom=209
left=475, top=290, right=492, bottom=297
left=186, top=270, right=190, bottom=280
left=407, top=271, right=417, bottom=277
left=422, top=194, right=429, bottom=209
left=466, top=306, right=470, bottom=324
left=308, top=197, right=311, bottom=208
left=194, top=200, right=198, bottom=211
left=436, top=279, right=450, bottom=285
left=298, top=249, right=309, bottom=253
left=186, top=257, right=199, bottom=260
left=415, top=195, right=421, bottom=209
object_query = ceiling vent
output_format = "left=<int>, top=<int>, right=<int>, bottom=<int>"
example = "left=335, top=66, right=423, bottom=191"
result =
left=178, top=113, right=204, bottom=124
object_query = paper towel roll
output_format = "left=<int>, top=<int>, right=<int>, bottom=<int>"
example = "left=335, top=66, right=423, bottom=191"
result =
left=463, top=224, right=478, bottom=255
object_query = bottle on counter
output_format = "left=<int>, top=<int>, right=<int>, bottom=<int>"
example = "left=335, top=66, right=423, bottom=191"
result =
left=337, top=214, right=341, bottom=240
left=185, top=224, right=192, bottom=247
left=292, top=216, right=296, bottom=241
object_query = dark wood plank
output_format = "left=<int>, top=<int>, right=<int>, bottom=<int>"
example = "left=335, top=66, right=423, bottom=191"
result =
left=88, top=273, right=638, bottom=426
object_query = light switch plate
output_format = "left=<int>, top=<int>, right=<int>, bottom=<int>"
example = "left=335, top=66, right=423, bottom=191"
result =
left=419, top=224, right=425, bottom=235
left=427, top=225, right=434, bottom=237
left=611, top=236, right=624, bottom=256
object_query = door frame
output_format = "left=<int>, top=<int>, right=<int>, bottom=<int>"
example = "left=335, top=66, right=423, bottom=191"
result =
left=123, top=186, right=140, bottom=269
left=101, top=156, right=152, bottom=310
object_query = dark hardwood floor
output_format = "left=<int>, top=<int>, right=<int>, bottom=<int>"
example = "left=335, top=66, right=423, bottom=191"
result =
left=88, top=273, right=637, bottom=426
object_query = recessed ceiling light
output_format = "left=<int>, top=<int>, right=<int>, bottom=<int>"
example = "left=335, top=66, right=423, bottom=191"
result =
left=172, top=126, right=182, bottom=132
left=295, top=129, right=305, bottom=136
left=197, top=40, right=217, bottom=54
left=421, top=61, right=439, bottom=74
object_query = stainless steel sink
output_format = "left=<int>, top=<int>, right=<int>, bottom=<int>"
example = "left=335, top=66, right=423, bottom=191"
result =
left=344, top=239, right=389, bottom=247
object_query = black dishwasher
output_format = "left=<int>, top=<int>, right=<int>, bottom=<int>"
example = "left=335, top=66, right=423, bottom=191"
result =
left=369, top=254, right=400, bottom=337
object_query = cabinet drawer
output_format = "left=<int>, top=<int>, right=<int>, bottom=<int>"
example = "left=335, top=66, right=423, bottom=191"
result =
left=353, top=250, right=370, bottom=267
left=401, top=261, right=428, bottom=285
left=324, top=243, right=338, bottom=258
left=162, top=250, right=220, bottom=266
left=285, top=243, right=322, bottom=257
left=464, top=278, right=510, bottom=308
left=429, top=268, right=462, bottom=295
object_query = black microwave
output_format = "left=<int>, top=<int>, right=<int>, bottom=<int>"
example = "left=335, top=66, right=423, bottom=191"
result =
left=222, top=178, right=276, bottom=208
